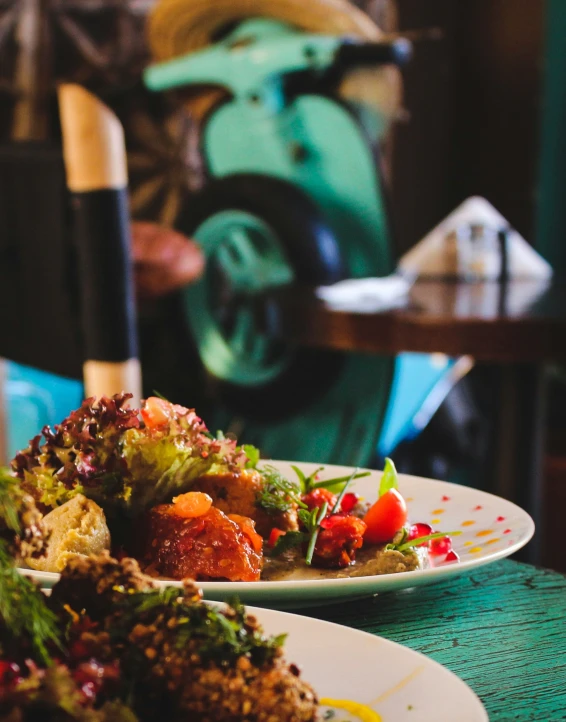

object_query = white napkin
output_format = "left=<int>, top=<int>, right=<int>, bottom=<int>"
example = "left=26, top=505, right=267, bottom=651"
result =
left=398, top=196, right=553, bottom=280
left=315, top=274, right=412, bottom=313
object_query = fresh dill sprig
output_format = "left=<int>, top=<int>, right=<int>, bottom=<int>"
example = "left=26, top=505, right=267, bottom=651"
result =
left=0, top=539, right=61, bottom=665
left=256, top=466, right=305, bottom=514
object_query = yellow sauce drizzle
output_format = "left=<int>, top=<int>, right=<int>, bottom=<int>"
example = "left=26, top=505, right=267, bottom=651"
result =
left=485, top=538, right=500, bottom=545
left=320, top=699, right=382, bottom=722
left=464, top=541, right=474, bottom=547
left=461, top=520, right=476, bottom=526
left=431, top=518, right=441, bottom=525
left=476, top=529, right=494, bottom=537
left=469, top=546, right=483, bottom=553
left=431, top=508, right=445, bottom=515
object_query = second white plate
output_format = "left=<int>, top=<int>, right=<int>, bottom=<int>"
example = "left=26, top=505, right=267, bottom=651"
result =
left=21, top=460, right=534, bottom=608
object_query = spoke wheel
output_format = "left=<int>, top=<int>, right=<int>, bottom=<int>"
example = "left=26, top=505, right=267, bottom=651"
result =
left=187, top=210, right=294, bottom=386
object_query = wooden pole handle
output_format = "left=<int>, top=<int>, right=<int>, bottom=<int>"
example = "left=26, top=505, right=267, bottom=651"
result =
left=58, top=84, right=128, bottom=192
left=58, top=84, right=142, bottom=408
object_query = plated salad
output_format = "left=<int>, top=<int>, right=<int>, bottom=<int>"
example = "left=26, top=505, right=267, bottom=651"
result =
left=7, top=393, right=460, bottom=584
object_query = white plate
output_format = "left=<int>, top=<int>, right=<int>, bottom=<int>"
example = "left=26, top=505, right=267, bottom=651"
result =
left=21, top=460, right=534, bottom=609
left=244, top=605, right=488, bottom=722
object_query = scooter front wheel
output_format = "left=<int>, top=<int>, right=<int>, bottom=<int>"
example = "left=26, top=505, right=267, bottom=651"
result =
left=177, top=173, right=344, bottom=421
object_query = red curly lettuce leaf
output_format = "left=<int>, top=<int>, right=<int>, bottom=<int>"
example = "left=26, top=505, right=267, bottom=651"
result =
left=11, top=394, right=140, bottom=510
left=11, top=394, right=244, bottom=516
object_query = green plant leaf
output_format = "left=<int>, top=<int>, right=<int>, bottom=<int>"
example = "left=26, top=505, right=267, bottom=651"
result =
left=378, top=457, right=398, bottom=498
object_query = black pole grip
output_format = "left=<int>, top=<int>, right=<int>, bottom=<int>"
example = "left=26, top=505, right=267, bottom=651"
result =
left=72, top=188, right=138, bottom=362
left=336, top=38, right=413, bottom=68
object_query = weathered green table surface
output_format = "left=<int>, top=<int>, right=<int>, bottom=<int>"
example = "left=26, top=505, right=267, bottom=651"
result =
left=291, top=560, right=566, bottom=722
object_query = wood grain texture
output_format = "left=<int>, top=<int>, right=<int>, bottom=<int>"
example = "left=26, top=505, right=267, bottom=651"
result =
left=58, top=84, right=128, bottom=192
left=292, top=560, right=566, bottom=721
left=266, top=280, right=566, bottom=362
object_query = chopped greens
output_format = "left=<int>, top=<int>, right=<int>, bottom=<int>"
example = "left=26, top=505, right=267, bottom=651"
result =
left=269, top=530, right=307, bottom=557
left=112, top=588, right=285, bottom=667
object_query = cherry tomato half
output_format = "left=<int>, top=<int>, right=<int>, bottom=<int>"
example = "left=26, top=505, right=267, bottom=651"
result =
left=363, top=488, right=408, bottom=544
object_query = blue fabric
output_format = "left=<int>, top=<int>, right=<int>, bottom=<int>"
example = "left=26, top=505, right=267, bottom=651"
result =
left=377, top=353, right=456, bottom=458
left=5, top=362, right=83, bottom=459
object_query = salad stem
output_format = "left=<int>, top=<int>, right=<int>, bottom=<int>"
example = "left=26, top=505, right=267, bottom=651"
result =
left=305, top=501, right=329, bottom=566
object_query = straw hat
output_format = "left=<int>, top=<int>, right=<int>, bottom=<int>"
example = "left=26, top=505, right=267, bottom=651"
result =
left=147, top=0, right=402, bottom=123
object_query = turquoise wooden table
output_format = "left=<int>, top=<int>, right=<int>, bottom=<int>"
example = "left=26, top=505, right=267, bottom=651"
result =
left=292, top=560, right=566, bottom=721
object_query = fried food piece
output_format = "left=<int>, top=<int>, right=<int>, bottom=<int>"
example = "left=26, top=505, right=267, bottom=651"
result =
left=49, top=552, right=158, bottom=621
left=27, top=495, right=110, bottom=573
left=126, top=590, right=318, bottom=722
left=0, top=470, right=47, bottom=561
left=144, top=505, right=262, bottom=582
left=193, top=469, right=298, bottom=538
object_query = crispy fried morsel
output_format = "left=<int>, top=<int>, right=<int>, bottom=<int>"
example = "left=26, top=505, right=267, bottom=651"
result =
left=144, top=506, right=262, bottom=582
left=0, top=477, right=47, bottom=560
left=128, top=602, right=318, bottom=722
left=49, top=552, right=164, bottom=620
left=176, top=657, right=318, bottom=722
left=193, top=470, right=298, bottom=538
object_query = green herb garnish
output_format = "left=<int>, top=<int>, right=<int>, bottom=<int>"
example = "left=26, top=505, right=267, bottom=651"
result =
left=330, top=467, right=359, bottom=514
left=269, top=530, right=307, bottom=557
left=300, top=502, right=329, bottom=566
left=291, top=465, right=370, bottom=493
left=113, top=589, right=285, bottom=667
left=311, top=470, right=370, bottom=491
left=256, top=466, right=305, bottom=513
left=0, top=540, right=61, bottom=665
left=378, top=457, right=398, bottom=497
left=291, top=465, right=324, bottom=494
left=152, top=389, right=170, bottom=401
left=386, top=530, right=462, bottom=554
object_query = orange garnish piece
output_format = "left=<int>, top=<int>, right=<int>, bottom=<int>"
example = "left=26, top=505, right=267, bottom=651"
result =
left=172, top=491, right=213, bottom=518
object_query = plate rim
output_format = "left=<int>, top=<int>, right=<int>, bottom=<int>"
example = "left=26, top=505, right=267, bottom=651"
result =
left=244, top=603, right=490, bottom=722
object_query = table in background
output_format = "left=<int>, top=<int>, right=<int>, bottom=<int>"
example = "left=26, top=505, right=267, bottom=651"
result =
left=267, top=280, right=566, bottom=562
left=290, top=560, right=566, bottom=722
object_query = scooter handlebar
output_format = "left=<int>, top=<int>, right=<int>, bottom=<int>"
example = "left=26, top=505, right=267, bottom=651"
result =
left=336, top=38, right=412, bottom=68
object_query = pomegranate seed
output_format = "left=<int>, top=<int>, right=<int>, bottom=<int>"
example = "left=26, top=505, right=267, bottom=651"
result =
left=430, top=536, right=452, bottom=556
left=408, top=523, right=433, bottom=545
left=340, top=493, right=359, bottom=513
left=445, top=550, right=460, bottom=563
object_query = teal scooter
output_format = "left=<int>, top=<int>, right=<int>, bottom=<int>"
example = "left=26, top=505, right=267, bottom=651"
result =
left=143, top=17, right=458, bottom=466
left=5, top=16, right=458, bottom=468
